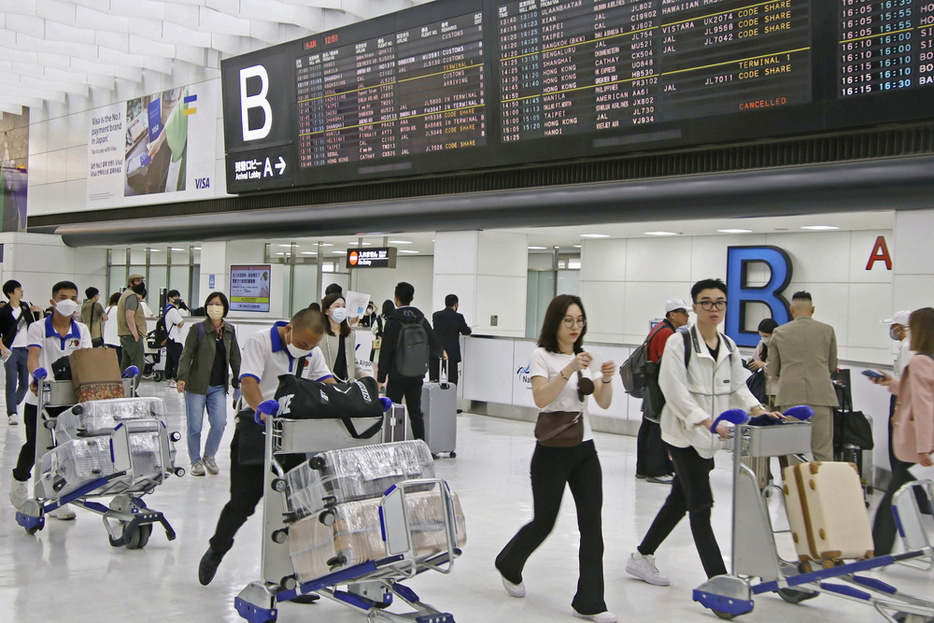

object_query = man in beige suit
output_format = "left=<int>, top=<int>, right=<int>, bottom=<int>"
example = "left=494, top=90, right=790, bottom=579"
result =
left=769, top=291, right=839, bottom=461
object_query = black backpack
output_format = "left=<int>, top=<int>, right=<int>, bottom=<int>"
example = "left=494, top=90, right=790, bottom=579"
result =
left=152, top=316, right=169, bottom=347
left=395, top=321, right=430, bottom=378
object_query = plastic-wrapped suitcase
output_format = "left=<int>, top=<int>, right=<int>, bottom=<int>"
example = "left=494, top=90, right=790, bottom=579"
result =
left=421, top=376, right=457, bottom=457
left=53, top=397, right=165, bottom=442
left=288, top=489, right=467, bottom=583
left=285, top=440, right=435, bottom=519
left=37, top=437, right=115, bottom=498
left=782, top=461, right=874, bottom=565
left=38, top=430, right=171, bottom=498
left=382, top=402, right=412, bottom=443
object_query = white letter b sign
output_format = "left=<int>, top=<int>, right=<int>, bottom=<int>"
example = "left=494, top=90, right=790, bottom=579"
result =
left=240, top=65, right=271, bottom=141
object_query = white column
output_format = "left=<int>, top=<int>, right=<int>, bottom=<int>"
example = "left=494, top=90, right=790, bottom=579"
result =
left=432, top=230, right=528, bottom=337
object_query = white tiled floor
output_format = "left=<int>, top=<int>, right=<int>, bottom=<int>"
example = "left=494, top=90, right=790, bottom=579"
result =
left=1, top=381, right=933, bottom=622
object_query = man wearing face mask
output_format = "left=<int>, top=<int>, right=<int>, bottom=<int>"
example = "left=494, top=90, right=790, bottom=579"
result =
left=162, top=289, right=185, bottom=387
left=9, top=281, right=91, bottom=519
left=116, top=274, right=147, bottom=385
left=198, top=308, right=336, bottom=589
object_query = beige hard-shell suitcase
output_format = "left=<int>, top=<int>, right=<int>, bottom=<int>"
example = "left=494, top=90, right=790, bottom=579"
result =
left=782, top=461, right=874, bottom=566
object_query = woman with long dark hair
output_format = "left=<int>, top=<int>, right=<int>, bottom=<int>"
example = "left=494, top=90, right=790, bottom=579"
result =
left=868, top=307, right=934, bottom=555
left=495, top=294, right=618, bottom=623
left=177, top=292, right=241, bottom=477
left=318, top=292, right=367, bottom=382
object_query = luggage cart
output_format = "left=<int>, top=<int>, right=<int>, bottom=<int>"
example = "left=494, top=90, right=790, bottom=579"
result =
left=14, top=371, right=185, bottom=549
left=693, top=411, right=934, bottom=622
left=234, top=400, right=462, bottom=623
left=143, top=330, right=166, bottom=382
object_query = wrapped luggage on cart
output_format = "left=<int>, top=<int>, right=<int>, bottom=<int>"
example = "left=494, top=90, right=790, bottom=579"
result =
left=284, top=440, right=435, bottom=518
left=15, top=377, right=184, bottom=550
left=235, top=398, right=464, bottom=623
left=52, top=397, right=165, bottom=441
left=288, top=488, right=467, bottom=583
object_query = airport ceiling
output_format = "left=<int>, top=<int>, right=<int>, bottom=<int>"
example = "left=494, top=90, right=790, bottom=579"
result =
left=0, top=0, right=431, bottom=116
left=124, top=210, right=895, bottom=258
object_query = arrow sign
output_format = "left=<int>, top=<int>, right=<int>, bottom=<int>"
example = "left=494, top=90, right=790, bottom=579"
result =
left=275, top=156, right=286, bottom=175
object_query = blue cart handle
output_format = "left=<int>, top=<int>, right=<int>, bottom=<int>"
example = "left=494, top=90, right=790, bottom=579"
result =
left=121, top=365, right=140, bottom=379
left=783, top=405, right=814, bottom=421
left=710, top=408, right=749, bottom=433
left=379, top=397, right=393, bottom=412
left=255, top=399, right=279, bottom=425
left=33, top=367, right=48, bottom=381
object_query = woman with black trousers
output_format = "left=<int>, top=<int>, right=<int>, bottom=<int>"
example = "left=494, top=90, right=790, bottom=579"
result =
left=495, top=294, right=617, bottom=623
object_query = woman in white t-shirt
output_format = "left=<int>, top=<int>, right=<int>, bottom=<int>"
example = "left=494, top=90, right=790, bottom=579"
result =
left=495, top=294, right=618, bottom=623
left=103, top=292, right=122, bottom=363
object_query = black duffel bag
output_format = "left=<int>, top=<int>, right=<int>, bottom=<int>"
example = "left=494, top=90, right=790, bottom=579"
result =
left=833, top=409, right=874, bottom=451
left=273, top=374, right=383, bottom=440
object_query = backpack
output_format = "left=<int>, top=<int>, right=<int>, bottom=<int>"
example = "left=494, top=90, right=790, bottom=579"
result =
left=153, top=315, right=169, bottom=347
left=395, top=320, right=430, bottom=378
left=619, top=322, right=669, bottom=398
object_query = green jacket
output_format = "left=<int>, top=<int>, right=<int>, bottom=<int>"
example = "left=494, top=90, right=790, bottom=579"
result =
left=177, top=320, right=241, bottom=395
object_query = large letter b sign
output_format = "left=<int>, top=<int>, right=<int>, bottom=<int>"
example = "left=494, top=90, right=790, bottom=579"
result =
left=240, top=65, right=272, bottom=141
left=726, top=246, right=792, bottom=347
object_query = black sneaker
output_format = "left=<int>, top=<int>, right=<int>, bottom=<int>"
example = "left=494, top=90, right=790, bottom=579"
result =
left=199, top=548, right=224, bottom=586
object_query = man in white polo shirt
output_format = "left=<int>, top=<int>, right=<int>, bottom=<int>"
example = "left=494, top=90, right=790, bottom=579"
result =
left=9, top=280, right=91, bottom=520
left=198, top=308, right=335, bottom=587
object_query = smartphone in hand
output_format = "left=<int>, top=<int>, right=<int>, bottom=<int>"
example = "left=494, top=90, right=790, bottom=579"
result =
left=861, top=369, right=884, bottom=380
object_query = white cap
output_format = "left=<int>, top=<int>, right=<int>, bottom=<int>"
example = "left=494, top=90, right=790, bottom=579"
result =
left=881, top=310, right=911, bottom=326
left=665, top=298, right=690, bottom=314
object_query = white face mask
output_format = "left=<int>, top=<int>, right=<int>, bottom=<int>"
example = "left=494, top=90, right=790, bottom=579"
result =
left=330, top=307, right=348, bottom=324
left=207, top=305, right=224, bottom=320
left=286, top=328, right=314, bottom=359
left=54, top=299, right=79, bottom=318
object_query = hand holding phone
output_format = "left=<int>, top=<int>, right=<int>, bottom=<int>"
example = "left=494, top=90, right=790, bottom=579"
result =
left=861, top=369, right=884, bottom=380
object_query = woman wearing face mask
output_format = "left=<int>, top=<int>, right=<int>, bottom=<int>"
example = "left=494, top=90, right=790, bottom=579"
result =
left=318, top=293, right=368, bottom=383
left=176, top=292, right=241, bottom=477
left=747, top=318, right=779, bottom=407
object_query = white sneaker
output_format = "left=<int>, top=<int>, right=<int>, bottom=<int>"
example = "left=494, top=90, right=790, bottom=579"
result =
left=625, top=551, right=670, bottom=586
left=203, top=455, right=219, bottom=475
left=48, top=505, right=76, bottom=520
left=500, top=573, right=525, bottom=598
left=573, top=610, right=618, bottom=623
left=8, top=414, right=17, bottom=425
left=191, top=461, right=205, bottom=477
left=9, top=479, right=27, bottom=509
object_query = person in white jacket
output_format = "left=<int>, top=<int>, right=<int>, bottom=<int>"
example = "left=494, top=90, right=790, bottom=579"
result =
left=626, top=278, right=781, bottom=587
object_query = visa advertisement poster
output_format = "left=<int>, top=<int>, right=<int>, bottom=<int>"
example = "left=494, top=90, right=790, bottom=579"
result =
left=87, top=80, right=217, bottom=208
left=229, top=265, right=271, bottom=312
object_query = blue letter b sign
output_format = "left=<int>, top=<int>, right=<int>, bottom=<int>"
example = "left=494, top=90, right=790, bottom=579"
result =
left=726, top=246, right=792, bottom=347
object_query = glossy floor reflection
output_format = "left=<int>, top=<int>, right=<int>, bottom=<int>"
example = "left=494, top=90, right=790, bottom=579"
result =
left=0, top=381, right=932, bottom=622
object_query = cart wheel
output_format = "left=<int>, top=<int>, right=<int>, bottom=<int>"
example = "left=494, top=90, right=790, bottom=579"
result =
left=271, top=478, right=287, bottom=493
left=713, top=610, right=736, bottom=621
left=125, top=523, right=152, bottom=549
left=25, top=524, right=43, bottom=536
left=777, top=588, right=818, bottom=604
left=450, top=451, right=456, bottom=458
left=153, top=371, right=163, bottom=382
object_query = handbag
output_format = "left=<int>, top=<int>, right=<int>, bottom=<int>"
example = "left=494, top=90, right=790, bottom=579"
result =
left=534, top=411, right=583, bottom=447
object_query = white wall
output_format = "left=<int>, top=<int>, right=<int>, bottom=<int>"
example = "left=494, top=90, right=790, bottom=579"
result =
left=354, top=255, right=435, bottom=316
left=0, top=232, right=107, bottom=305
left=581, top=230, right=898, bottom=365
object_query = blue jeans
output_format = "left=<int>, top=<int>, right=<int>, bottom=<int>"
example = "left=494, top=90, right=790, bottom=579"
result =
left=4, top=347, right=29, bottom=416
left=185, top=385, right=228, bottom=464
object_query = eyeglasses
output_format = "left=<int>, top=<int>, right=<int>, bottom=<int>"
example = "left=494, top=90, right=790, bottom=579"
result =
left=563, top=317, right=586, bottom=328
left=697, top=300, right=727, bottom=311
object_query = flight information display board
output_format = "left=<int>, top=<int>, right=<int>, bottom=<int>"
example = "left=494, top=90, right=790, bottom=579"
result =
left=295, top=10, right=486, bottom=168
left=497, top=0, right=811, bottom=141
left=838, top=0, right=934, bottom=97
left=221, top=0, right=934, bottom=193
